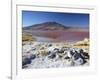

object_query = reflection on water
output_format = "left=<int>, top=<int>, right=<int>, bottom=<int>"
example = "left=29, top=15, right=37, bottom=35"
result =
left=31, top=30, right=89, bottom=42
left=35, top=36, right=54, bottom=42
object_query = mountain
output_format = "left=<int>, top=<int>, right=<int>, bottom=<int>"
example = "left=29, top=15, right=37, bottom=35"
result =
left=23, top=22, right=71, bottom=30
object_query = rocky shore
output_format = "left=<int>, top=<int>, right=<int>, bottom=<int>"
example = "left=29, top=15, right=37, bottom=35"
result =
left=22, top=39, right=89, bottom=69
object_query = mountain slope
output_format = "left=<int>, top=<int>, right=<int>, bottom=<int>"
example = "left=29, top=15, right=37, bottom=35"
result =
left=23, top=22, right=71, bottom=30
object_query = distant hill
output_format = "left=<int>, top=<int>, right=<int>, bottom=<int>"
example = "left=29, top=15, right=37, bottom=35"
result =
left=22, top=22, right=89, bottom=42
left=23, top=22, right=71, bottom=30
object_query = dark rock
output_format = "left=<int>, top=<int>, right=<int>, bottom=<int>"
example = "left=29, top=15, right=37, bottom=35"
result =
left=73, top=51, right=82, bottom=60
left=70, top=50, right=75, bottom=56
left=53, top=49, right=59, bottom=53
left=47, top=51, right=51, bottom=55
left=81, top=59, right=87, bottom=65
left=27, top=51, right=30, bottom=53
left=58, top=49, right=64, bottom=53
left=30, top=54, right=36, bottom=60
left=72, top=50, right=87, bottom=65
left=79, top=49, right=89, bottom=59
left=54, top=48, right=59, bottom=51
left=64, top=56, right=70, bottom=60
left=48, top=44, right=52, bottom=47
left=48, top=53, right=56, bottom=59
left=79, top=49, right=84, bottom=53
left=62, top=47, right=68, bottom=51
left=22, top=58, right=32, bottom=66
left=58, top=54, right=63, bottom=58
left=32, top=48, right=36, bottom=50
left=81, top=52, right=89, bottom=59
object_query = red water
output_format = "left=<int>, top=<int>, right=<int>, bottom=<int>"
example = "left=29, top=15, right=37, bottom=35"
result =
left=26, top=30, right=89, bottom=42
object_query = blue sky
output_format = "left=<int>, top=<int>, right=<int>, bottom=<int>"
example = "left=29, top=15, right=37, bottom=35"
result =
left=22, top=11, right=89, bottom=28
